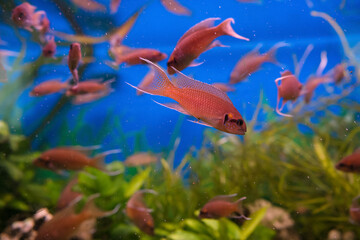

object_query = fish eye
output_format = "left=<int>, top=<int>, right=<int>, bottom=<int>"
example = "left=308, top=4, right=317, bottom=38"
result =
left=237, top=119, right=244, bottom=126
left=70, top=44, right=73, bottom=50
left=223, top=114, right=229, bottom=125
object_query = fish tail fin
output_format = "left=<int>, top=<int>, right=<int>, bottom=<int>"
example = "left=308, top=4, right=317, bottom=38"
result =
left=218, top=18, right=249, bottom=41
left=234, top=197, right=251, bottom=220
left=266, top=42, right=289, bottom=64
left=132, top=57, right=176, bottom=97
left=84, top=193, right=120, bottom=218
left=71, top=69, right=79, bottom=85
left=92, top=149, right=122, bottom=172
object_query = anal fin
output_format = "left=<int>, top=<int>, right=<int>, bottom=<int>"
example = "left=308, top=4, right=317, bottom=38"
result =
left=187, top=119, right=212, bottom=127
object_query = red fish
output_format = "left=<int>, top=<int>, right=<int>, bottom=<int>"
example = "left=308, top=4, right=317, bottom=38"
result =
left=335, top=150, right=360, bottom=173
left=124, top=152, right=159, bottom=167
left=137, top=69, right=155, bottom=96
left=66, top=79, right=114, bottom=96
left=302, top=75, right=331, bottom=104
left=68, top=43, right=82, bottom=85
left=57, top=177, right=82, bottom=210
left=30, top=79, right=69, bottom=97
left=327, top=63, right=347, bottom=84
left=160, top=0, right=191, bottom=16
left=32, top=10, right=49, bottom=35
left=229, top=42, right=288, bottom=84
left=212, top=83, right=235, bottom=93
left=126, top=190, right=157, bottom=235
left=11, top=3, right=37, bottom=30
left=275, top=70, right=302, bottom=117
left=114, top=48, right=167, bottom=66
left=33, top=146, right=121, bottom=172
left=42, top=36, right=56, bottom=58
left=167, top=18, right=249, bottom=74
left=72, top=89, right=113, bottom=105
left=36, top=194, right=119, bottom=240
left=199, top=194, right=248, bottom=219
left=128, top=58, right=247, bottom=135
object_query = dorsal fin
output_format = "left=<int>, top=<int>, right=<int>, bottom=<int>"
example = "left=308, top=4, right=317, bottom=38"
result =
left=171, top=67, right=232, bottom=104
left=208, top=193, right=238, bottom=203
left=177, top=18, right=220, bottom=45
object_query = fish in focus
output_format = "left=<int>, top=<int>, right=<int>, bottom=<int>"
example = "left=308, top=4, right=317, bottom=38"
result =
left=70, top=0, right=106, bottom=12
left=137, top=68, right=155, bottom=96
left=66, top=79, right=114, bottom=96
left=275, top=70, right=302, bottom=117
left=160, top=0, right=191, bottom=16
left=126, top=190, right=157, bottom=235
left=199, top=194, right=249, bottom=219
left=335, top=150, right=360, bottom=173
left=114, top=47, right=167, bottom=66
left=110, top=0, right=121, bottom=14
left=128, top=58, right=247, bottom=135
left=229, top=42, right=288, bottom=84
left=30, top=79, right=69, bottom=97
left=124, top=152, right=159, bottom=167
left=68, top=43, right=82, bottom=85
left=212, top=83, right=235, bottom=92
left=33, top=146, right=121, bottom=172
left=42, top=36, right=56, bottom=58
left=167, top=17, right=249, bottom=74
left=350, top=195, right=360, bottom=225
left=56, top=177, right=82, bottom=210
left=36, top=194, right=119, bottom=240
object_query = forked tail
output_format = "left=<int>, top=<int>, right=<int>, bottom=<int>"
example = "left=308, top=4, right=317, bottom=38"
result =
left=218, top=18, right=249, bottom=41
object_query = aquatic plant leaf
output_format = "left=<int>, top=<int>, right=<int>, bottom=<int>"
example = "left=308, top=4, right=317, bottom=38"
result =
left=183, top=219, right=213, bottom=236
left=0, top=161, right=23, bottom=181
left=201, top=219, right=220, bottom=237
left=240, top=207, right=268, bottom=240
left=219, top=218, right=242, bottom=239
left=9, top=135, right=29, bottom=153
left=168, top=230, right=212, bottom=240
left=124, top=167, right=151, bottom=198
left=313, top=137, right=337, bottom=178
left=0, top=121, right=9, bottom=143
left=248, top=225, right=276, bottom=240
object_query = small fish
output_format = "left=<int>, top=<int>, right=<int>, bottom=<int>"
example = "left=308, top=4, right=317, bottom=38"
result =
left=229, top=42, right=287, bottom=84
left=32, top=11, right=50, bottom=35
left=137, top=68, right=155, bottom=96
left=350, top=195, right=360, bottom=225
left=70, top=0, right=106, bottom=12
left=66, top=79, right=114, bottom=96
left=335, top=150, right=360, bottom=173
left=167, top=18, right=249, bottom=74
left=68, top=43, right=82, bottom=85
left=30, top=79, right=69, bottom=97
left=199, top=194, right=248, bottom=220
left=110, top=0, right=121, bottom=14
left=275, top=70, right=302, bottom=117
left=126, top=190, right=157, bottom=235
left=114, top=47, right=167, bottom=66
left=11, top=3, right=37, bottom=30
left=36, top=194, right=119, bottom=240
left=160, top=0, right=191, bottom=16
left=33, top=147, right=121, bottom=172
left=328, top=63, right=347, bottom=84
left=128, top=58, right=247, bottom=135
left=212, top=83, right=235, bottom=92
left=57, top=177, right=82, bottom=210
left=124, top=152, right=158, bottom=167
left=302, top=75, right=331, bottom=104
left=42, top=36, right=56, bottom=58
left=72, top=89, right=113, bottom=105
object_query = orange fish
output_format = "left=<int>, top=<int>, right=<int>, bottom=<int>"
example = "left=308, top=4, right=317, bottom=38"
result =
left=160, top=0, right=191, bottom=16
left=68, top=43, right=82, bottom=85
left=42, top=36, right=56, bottom=58
left=124, top=152, right=159, bottom=167
left=114, top=48, right=167, bottom=66
left=302, top=75, right=331, bottom=104
left=33, top=146, right=121, bottom=172
left=275, top=70, right=302, bottom=117
left=229, top=42, right=287, bottom=84
left=128, top=58, right=247, bottom=135
left=350, top=195, right=360, bottom=225
left=57, top=177, right=82, bottom=210
left=335, top=150, right=360, bottom=173
left=212, top=83, right=235, bottom=93
left=66, top=79, right=114, bottom=96
left=199, top=194, right=249, bottom=220
left=11, top=3, right=37, bottom=30
left=36, top=194, right=119, bottom=240
left=137, top=68, right=155, bottom=96
left=110, top=0, right=121, bottom=14
left=30, top=79, right=69, bottom=97
left=126, top=190, right=157, bottom=235
left=70, top=0, right=106, bottom=12
left=167, top=18, right=249, bottom=74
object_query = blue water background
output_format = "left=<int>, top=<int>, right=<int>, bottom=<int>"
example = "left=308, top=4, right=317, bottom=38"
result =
left=1, top=0, right=360, bottom=164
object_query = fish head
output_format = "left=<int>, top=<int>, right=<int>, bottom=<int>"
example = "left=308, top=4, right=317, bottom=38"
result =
left=222, top=113, right=247, bottom=135
left=335, top=158, right=357, bottom=172
left=141, top=217, right=154, bottom=236
left=42, top=41, right=56, bottom=57
left=199, top=207, right=211, bottom=218
left=167, top=53, right=188, bottom=75
left=154, top=51, right=167, bottom=62
left=33, top=155, right=55, bottom=170
left=11, top=3, right=35, bottom=28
